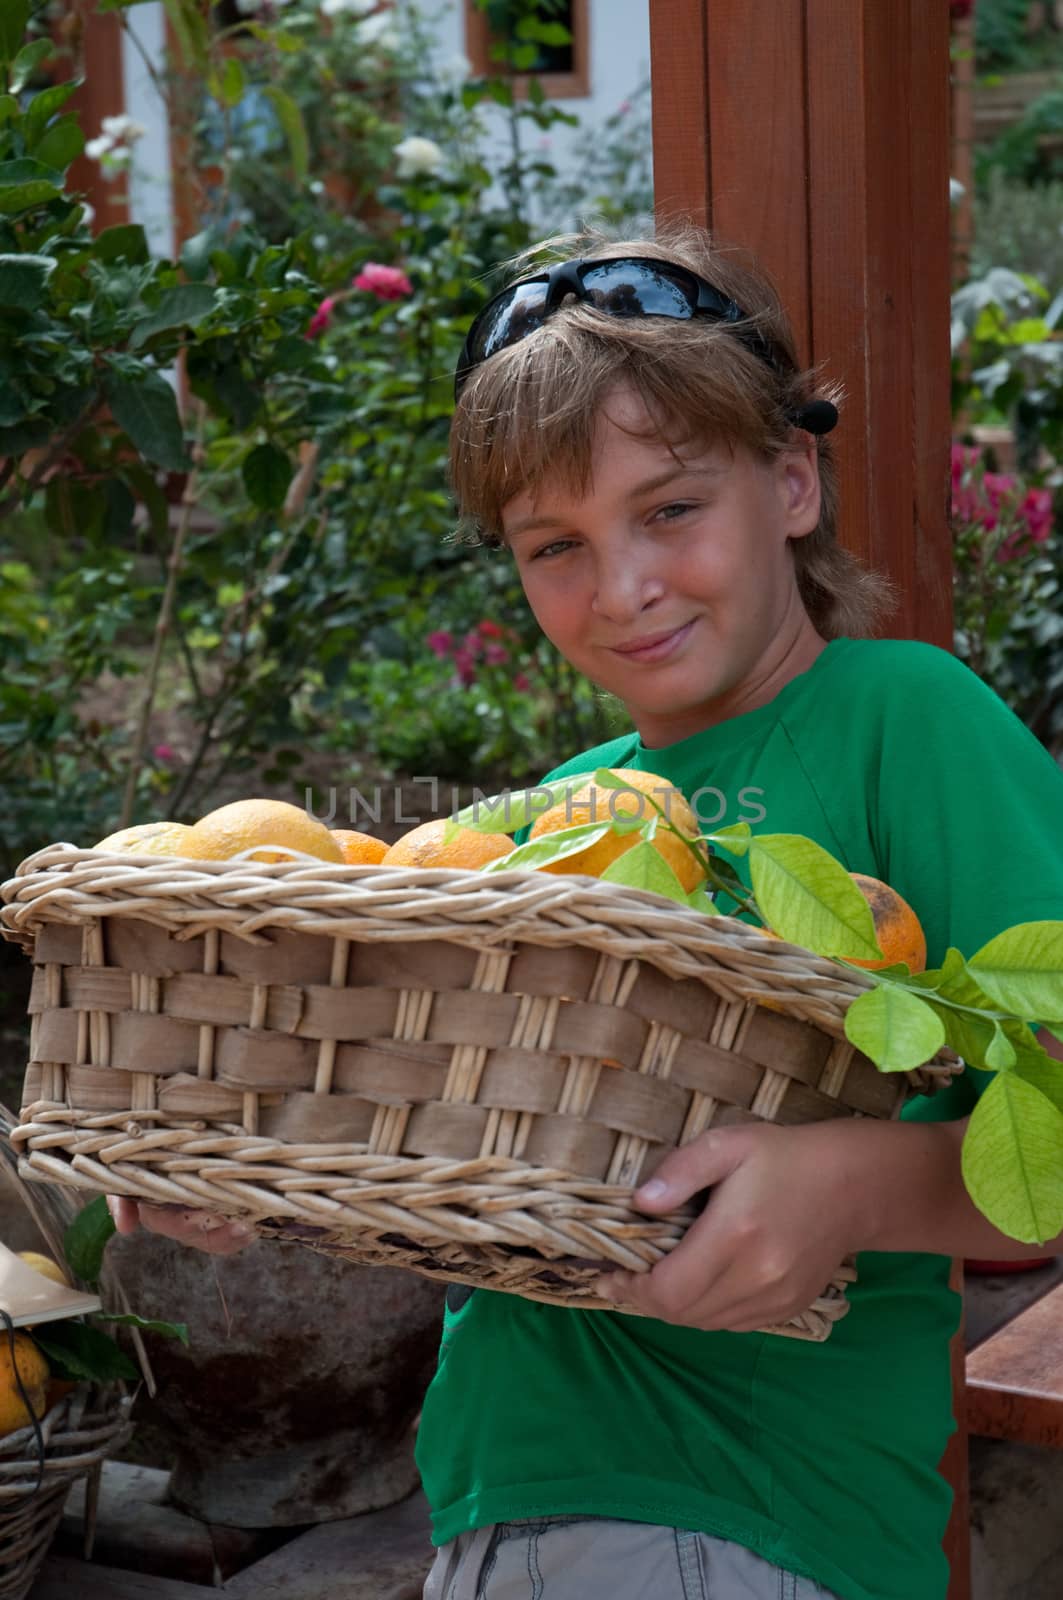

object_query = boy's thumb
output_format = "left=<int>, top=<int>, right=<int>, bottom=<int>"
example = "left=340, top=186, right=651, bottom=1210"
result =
left=631, top=1130, right=744, bottom=1212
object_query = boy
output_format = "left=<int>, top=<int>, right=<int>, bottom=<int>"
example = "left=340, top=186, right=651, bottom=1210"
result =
left=113, top=226, right=1063, bottom=1600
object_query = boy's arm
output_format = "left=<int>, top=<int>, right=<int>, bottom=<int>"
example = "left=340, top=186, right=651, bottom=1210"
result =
left=597, top=1031, right=1063, bottom=1332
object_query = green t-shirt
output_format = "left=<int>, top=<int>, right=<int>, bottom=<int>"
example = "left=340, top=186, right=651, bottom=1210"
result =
left=415, top=637, right=1063, bottom=1600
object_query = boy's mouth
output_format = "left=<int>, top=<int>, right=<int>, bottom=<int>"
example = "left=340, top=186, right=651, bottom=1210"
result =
left=610, top=620, right=695, bottom=662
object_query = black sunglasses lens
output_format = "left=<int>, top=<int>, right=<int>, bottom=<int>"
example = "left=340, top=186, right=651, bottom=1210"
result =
left=471, top=280, right=552, bottom=363
left=579, top=260, right=698, bottom=318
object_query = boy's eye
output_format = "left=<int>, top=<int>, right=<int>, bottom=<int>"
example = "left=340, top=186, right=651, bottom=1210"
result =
left=655, top=501, right=695, bottom=522
left=529, top=537, right=575, bottom=560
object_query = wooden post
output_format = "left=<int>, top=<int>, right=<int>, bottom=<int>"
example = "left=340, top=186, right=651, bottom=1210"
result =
left=649, top=0, right=954, bottom=649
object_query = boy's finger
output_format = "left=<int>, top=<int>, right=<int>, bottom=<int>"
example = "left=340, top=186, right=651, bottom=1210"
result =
left=107, top=1196, right=142, bottom=1235
left=631, top=1127, right=747, bottom=1212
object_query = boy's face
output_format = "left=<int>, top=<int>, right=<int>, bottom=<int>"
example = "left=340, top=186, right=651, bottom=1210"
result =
left=501, top=386, right=824, bottom=747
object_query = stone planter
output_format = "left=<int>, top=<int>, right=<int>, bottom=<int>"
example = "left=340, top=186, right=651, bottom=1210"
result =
left=108, top=1230, right=444, bottom=1527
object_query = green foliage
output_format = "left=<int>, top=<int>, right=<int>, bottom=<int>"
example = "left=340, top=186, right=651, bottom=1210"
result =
left=0, top=1, right=648, bottom=870
left=979, top=80, right=1063, bottom=186
left=975, top=0, right=1040, bottom=73
left=971, top=168, right=1063, bottom=290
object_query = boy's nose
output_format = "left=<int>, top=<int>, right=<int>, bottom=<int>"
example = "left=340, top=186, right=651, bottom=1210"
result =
left=591, top=554, right=665, bottom=622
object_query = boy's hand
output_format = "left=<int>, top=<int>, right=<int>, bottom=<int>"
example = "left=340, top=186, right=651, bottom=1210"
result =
left=597, top=1122, right=858, bottom=1332
left=107, top=1196, right=256, bottom=1256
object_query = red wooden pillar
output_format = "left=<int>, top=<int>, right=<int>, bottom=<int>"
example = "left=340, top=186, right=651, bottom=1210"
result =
left=649, top=0, right=954, bottom=650
left=65, top=1, right=130, bottom=233
left=649, top=4, right=967, bottom=1595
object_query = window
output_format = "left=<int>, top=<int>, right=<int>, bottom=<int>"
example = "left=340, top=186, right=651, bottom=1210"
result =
left=464, top=0, right=589, bottom=100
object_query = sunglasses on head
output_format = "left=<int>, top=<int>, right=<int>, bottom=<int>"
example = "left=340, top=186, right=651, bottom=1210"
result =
left=453, top=255, right=838, bottom=435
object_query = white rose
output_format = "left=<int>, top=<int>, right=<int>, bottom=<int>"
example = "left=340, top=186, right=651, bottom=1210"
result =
left=357, top=11, right=398, bottom=45
left=440, top=53, right=472, bottom=84
left=322, top=0, right=376, bottom=14
left=100, top=114, right=131, bottom=140
left=85, top=135, right=113, bottom=161
left=394, top=135, right=444, bottom=179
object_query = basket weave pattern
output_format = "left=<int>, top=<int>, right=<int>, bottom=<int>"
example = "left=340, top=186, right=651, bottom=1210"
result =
left=0, top=1391, right=132, bottom=1600
left=2, top=845, right=958, bottom=1342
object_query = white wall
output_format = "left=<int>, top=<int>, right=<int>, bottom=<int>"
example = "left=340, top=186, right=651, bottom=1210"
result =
left=120, top=3, right=174, bottom=260
left=418, top=0, right=652, bottom=205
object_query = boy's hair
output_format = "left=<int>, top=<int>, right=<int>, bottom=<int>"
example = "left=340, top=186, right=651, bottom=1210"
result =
left=449, top=222, right=896, bottom=638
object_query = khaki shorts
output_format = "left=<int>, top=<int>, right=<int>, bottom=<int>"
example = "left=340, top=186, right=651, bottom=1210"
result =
left=423, top=1516, right=842, bottom=1600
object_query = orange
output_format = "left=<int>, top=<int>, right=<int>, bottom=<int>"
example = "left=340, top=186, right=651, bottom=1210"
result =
left=528, top=768, right=706, bottom=893
left=93, top=821, right=192, bottom=856
left=330, top=829, right=388, bottom=865
left=16, top=1252, right=69, bottom=1288
left=382, top=818, right=515, bottom=870
left=0, top=1334, right=49, bottom=1436
left=181, top=799, right=344, bottom=864
left=847, top=873, right=927, bottom=974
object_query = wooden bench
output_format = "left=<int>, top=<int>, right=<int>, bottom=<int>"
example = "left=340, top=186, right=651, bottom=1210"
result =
left=967, top=1274, right=1063, bottom=1449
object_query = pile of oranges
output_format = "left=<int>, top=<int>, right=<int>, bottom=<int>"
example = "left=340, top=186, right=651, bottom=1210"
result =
left=91, top=772, right=925, bottom=973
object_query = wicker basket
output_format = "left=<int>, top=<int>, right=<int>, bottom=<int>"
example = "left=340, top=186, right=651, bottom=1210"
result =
left=0, top=1106, right=133, bottom=1600
left=0, top=844, right=959, bottom=1343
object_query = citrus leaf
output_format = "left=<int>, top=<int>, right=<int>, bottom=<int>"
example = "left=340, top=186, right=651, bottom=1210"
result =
left=447, top=776, right=602, bottom=838
left=32, top=115, right=84, bottom=172
left=32, top=1321, right=138, bottom=1383
left=843, top=984, right=946, bottom=1071
left=906, top=947, right=969, bottom=992
left=1014, top=1055, right=1063, bottom=1119
left=745, top=834, right=882, bottom=960
left=685, top=884, right=716, bottom=913
left=985, top=1023, right=1018, bottom=1071
left=242, top=441, right=293, bottom=511
left=705, top=821, right=752, bottom=856
left=479, top=821, right=615, bottom=874
left=599, top=840, right=688, bottom=902
left=962, top=1071, right=1063, bottom=1244
left=63, top=1196, right=115, bottom=1286
left=966, top=922, right=1063, bottom=1022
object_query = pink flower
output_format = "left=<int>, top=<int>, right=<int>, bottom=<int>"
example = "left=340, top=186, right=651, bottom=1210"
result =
left=477, top=619, right=505, bottom=638
left=153, top=743, right=176, bottom=763
left=452, top=648, right=476, bottom=686
left=513, top=673, right=531, bottom=692
left=462, top=629, right=483, bottom=656
left=352, top=262, right=413, bottom=301
left=617, top=99, right=632, bottom=116
left=484, top=642, right=508, bottom=665
left=306, top=295, right=337, bottom=338
left=427, top=630, right=454, bottom=658
left=1021, top=487, right=1053, bottom=545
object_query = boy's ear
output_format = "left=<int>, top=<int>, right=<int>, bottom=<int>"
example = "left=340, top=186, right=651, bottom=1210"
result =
left=777, top=445, right=821, bottom=540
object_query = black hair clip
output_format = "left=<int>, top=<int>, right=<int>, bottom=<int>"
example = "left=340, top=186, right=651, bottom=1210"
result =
left=790, top=399, right=839, bottom=436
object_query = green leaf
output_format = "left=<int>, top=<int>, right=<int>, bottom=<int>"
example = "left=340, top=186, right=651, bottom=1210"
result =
left=480, top=821, right=615, bottom=874
left=985, top=1023, right=1018, bottom=1071
left=242, top=441, right=293, bottom=511
left=92, top=224, right=150, bottom=265
left=1014, top=1055, right=1063, bottom=1119
left=962, top=1071, right=1063, bottom=1244
left=179, top=230, right=213, bottom=282
left=448, top=776, right=586, bottom=837
left=262, top=86, right=309, bottom=181
left=129, top=284, right=217, bottom=349
left=6, top=31, right=45, bottom=87
left=745, top=834, right=882, bottom=960
left=705, top=821, right=752, bottom=856
left=104, top=368, right=190, bottom=472
left=97, top=1313, right=189, bottom=1344
left=33, top=1321, right=138, bottom=1384
left=966, top=922, right=1063, bottom=1022
left=63, top=1195, right=115, bottom=1285
left=213, top=55, right=246, bottom=109
left=24, top=80, right=79, bottom=143
left=0, top=157, right=63, bottom=190
left=599, top=839, right=688, bottom=902
left=685, top=884, right=716, bottom=913
left=0, top=253, right=54, bottom=310
left=906, top=947, right=969, bottom=992
left=844, top=984, right=947, bottom=1072
left=31, top=115, right=84, bottom=172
